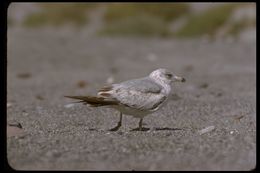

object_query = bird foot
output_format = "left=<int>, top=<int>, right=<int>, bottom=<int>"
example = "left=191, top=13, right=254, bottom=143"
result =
left=130, top=127, right=150, bottom=131
left=108, top=125, right=121, bottom=131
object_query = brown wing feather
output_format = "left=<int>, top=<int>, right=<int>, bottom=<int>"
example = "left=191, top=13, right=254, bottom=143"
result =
left=98, top=86, right=113, bottom=92
left=64, top=95, right=118, bottom=107
left=97, top=85, right=114, bottom=98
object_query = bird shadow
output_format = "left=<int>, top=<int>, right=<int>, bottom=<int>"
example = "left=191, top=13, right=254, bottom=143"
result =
left=154, top=127, right=183, bottom=131
left=130, top=127, right=183, bottom=132
left=87, top=127, right=184, bottom=132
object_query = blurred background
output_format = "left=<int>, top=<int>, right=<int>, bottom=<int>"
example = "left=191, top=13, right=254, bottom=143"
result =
left=8, top=3, right=255, bottom=40
left=7, top=3, right=256, bottom=170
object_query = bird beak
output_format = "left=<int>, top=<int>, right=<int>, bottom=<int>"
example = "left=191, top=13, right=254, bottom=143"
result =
left=173, top=75, right=186, bottom=82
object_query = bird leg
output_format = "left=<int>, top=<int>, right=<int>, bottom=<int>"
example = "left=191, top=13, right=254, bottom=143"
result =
left=109, top=112, right=122, bottom=131
left=131, top=118, right=149, bottom=131
left=139, top=118, right=143, bottom=131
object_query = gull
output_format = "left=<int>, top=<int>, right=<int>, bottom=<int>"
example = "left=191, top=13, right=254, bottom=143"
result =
left=65, top=68, right=185, bottom=131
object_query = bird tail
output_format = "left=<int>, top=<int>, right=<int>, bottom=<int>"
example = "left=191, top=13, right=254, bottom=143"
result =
left=64, top=95, right=118, bottom=107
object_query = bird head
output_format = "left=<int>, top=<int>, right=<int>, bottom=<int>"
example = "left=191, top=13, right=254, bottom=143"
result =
left=149, top=68, right=185, bottom=85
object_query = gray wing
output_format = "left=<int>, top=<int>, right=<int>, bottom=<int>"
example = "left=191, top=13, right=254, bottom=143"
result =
left=110, top=77, right=167, bottom=110
left=115, top=77, right=162, bottom=93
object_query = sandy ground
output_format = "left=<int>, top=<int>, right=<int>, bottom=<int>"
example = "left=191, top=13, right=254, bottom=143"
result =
left=7, top=27, right=256, bottom=170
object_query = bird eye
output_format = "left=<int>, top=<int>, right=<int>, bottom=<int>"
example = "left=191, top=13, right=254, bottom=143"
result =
left=165, top=73, right=172, bottom=79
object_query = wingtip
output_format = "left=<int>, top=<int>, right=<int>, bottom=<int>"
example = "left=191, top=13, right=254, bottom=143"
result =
left=64, top=95, right=79, bottom=99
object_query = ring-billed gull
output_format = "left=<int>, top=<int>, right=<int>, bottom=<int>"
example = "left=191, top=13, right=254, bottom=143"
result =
left=65, top=68, right=185, bottom=131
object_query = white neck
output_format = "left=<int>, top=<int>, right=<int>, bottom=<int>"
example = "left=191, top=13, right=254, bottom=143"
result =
left=149, top=69, right=172, bottom=95
left=151, top=77, right=171, bottom=95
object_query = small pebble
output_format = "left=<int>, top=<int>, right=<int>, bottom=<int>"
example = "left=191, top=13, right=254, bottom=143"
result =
left=216, top=92, right=223, bottom=97
left=77, top=80, right=87, bottom=88
left=122, top=147, right=127, bottom=153
left=17, top=73, right=31, bottom=79
left=22, top=110, right=29, bottom=116
left=230, top=129, right=239, bottom=134
left=199, top=83, right=209, bottom=89
left=64, top=103, right=75, bottom=108
left=198, top=126, right=215, bottom=135
left=7, top=102, right=12, bottom=108
left=36, top=95, right=44, bottom=100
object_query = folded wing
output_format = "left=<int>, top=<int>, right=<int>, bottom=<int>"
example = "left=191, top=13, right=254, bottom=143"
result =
left=98, top=77, right=167, bottom=111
